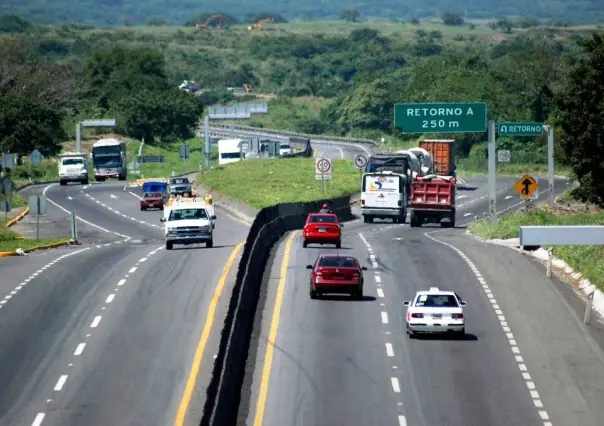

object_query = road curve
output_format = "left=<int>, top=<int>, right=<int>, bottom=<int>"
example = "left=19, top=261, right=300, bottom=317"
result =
left=0, top=181, right=249, bottom=426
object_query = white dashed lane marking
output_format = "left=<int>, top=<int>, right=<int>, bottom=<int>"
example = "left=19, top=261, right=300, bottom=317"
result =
left=90, top=316, right=102, bottom=328
left=391, top=377, right=401, bottom=393
left=377, top=288, right=385, bottom=298
left=381, top=311, right=389, bottom=324
left=385, top=343, right=394, bottom=357
left=74, top=343, right=86, bottom=356
left=32, top=413, right=45, bottom=426
left=105, top=294, right=115, bottom=304
left=425, top=231, right=552, bottom=425
left=53, top=375, right=68, bottom=391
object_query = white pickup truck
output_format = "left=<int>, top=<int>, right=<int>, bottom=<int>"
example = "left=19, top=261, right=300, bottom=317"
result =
left=160, top=199, right=216, bottom=250
left=58, top=152, right=89, bottom=185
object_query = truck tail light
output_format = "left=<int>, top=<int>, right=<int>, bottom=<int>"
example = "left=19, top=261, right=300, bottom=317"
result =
left=411, top=313, right=423, bottom=318
left=361, top=200, right=365, bottom=206
left=451, top=313, right=464, bottom=319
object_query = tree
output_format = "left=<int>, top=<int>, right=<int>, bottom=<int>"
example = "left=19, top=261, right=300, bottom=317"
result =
left=0, top=38, right=74, bottom=157
left=115, top=89, right=203, bottom=142
left=556, top=33, right=604, bottom=205
left=336, top=78, right=396, bottom=132
left=442, top=12, right=464, bottom=26
left=83, top=46, right=203, bottom=142
left=340, top=8, right=360, bottom=22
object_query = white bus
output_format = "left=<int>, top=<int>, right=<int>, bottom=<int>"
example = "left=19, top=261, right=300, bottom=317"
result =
left=218, top=139, right=245, bottom=165
left=92, top=138, right=127, bottom=181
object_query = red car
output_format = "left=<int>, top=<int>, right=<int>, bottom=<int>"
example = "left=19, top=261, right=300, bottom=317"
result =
left=307, top=254, right=368, bottom=299
left=140, top=192, right=164, bottom=211
left=302, top=213, right=343, bottom=248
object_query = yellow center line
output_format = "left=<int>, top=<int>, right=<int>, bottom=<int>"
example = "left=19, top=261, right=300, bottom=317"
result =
left=174, top=241, right=244, bottom=426
left=253, top=231, right=298, bottom=426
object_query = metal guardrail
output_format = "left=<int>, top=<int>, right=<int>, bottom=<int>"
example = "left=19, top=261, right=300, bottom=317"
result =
left=203, top=122, right=379, bottom=148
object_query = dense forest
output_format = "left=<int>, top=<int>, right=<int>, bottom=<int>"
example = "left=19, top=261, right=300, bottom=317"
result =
left=0, top=14, right=603, bottom=203
left=3, top=0, right=604, bottom=26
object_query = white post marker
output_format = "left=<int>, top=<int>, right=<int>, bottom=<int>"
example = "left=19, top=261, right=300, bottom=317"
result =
left=488, top=120, right=497, bottom=223
left=546, top=125, right=555, bottom=206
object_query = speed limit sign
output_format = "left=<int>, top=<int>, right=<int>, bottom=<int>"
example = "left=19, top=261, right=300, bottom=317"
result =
left=316, top=157, right=332, bottom=174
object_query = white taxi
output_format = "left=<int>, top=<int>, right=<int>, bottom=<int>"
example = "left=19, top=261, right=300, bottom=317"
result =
left=404, top=287, right=466, bottom=338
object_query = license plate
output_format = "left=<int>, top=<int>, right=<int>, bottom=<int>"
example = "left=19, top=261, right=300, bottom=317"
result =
left=431, top=314, right=442, bottom=319
left=318, top=228, right=327, bottom=232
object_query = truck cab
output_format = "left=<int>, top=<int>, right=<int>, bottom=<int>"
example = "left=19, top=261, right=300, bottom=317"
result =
left=58, top=152, right=89, bottom=186
left=360, top=171, right=408, bottom=224
left=160, top=199, right=216, bottom=250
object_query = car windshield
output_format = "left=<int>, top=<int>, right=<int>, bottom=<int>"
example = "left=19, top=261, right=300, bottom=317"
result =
left=414, top=294, right=459, bottom=308
left=144, top=192, right=162, bottom=198
left=168, top=208, right=208, bottom=221
left=62, top=158, right=84, bottom=165
left=319, top=257, right=357, bottom=268
left=309, top=215, right=337, bottom=223
left=280, top=144, right=291, bottom=149
left=171, top=178, right=188, bottom=185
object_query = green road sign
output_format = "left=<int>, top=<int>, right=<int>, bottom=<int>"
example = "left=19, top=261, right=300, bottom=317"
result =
left=394, top=102, right=487, bottom=134
left=497, top=122, right=544, bottom=136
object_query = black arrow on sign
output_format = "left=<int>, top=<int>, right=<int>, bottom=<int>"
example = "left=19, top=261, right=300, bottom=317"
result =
left=522, top=178, right=532, bottom=195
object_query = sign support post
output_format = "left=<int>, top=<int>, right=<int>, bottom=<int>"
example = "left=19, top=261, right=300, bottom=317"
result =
left=488, top=120, right=496, bottom=224
left=204, top=115, right=210, bottom=167
left=547, top=125, right=555, bottom=207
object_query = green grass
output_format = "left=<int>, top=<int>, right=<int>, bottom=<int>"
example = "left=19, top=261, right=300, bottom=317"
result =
left=197, top=157, right=360, bottom=209
left=469, top=207, right=604, bottom=291
left=242, top=96, right=332, bottom=130
left=0, top=238, right=69, bottom=253
left=140, top=139, right=218, bottom=178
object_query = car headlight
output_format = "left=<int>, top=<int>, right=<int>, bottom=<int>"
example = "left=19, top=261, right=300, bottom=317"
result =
left=200, top=225, right=210, bottom=232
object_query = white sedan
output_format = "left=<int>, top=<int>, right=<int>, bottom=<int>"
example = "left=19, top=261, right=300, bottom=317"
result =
left=404, top=287, right=466, bottom=338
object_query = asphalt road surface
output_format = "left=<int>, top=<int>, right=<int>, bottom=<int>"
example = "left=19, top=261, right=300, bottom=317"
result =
left=0, top=181, right=249, bottom=426
left=242, top=177, right=601, bottom=426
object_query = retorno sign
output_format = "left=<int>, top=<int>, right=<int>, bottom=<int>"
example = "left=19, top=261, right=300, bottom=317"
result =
left=394, top=102, right=487, bottom=133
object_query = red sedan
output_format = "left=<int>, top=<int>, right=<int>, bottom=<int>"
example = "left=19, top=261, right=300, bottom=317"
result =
left=307, top=254, right=368, bottom=299
left=140, top=192, right=164, bottom=211
left=302, top=213, right=343, bottom=248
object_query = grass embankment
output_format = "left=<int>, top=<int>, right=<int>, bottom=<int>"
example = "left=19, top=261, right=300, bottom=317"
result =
left=469, top=205, right=604, bottom=291
left=140, top=139, right=218, bottom=178
left=0, top=193, right=68, bottom=253
left=197, top=157, right=360, bottom=210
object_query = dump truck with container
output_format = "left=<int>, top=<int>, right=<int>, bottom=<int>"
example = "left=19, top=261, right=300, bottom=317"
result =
left=409, top=175, right=456, bottom=228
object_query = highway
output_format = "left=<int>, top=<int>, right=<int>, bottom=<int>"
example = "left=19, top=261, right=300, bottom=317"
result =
left=241, top=177, right=604, bottom=426
left=0, top=181, right=249, bottom=426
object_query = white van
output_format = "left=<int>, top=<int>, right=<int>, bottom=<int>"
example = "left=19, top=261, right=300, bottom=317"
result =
left=58, top=152, right=89, bottom=185
left=360, top=171, right=407, bottom=224
left=279, top=143, right=292, bottom=156
left=218, top=139, right=245, bottom=165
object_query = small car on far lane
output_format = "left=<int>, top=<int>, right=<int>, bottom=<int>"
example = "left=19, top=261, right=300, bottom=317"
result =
left=307, top=254, right=367, bottom=299
left=140, top=191, right=165, bottom=211
left=302, top=213, right=343, bottom=248
left=404, top=287, right=466, bottom=338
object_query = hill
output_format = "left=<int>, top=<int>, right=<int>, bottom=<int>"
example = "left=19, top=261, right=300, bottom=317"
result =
left=3, top=0, right=604, bottom=26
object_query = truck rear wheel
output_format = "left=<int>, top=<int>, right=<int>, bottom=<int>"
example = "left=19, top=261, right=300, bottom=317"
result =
left=166, top=241, right=173, bottom=250
left=60, top=180, right=66, bottom=186
left=206, top=239, right=213, bottom=248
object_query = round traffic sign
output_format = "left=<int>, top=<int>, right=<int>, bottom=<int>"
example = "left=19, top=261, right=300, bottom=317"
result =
left=354, top=154, right=368, bottom=169
left=316, top=158, right=331, bottom=173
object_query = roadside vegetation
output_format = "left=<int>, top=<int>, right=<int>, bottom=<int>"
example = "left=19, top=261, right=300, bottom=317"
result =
left=197, top=158, right=359, bottom=209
